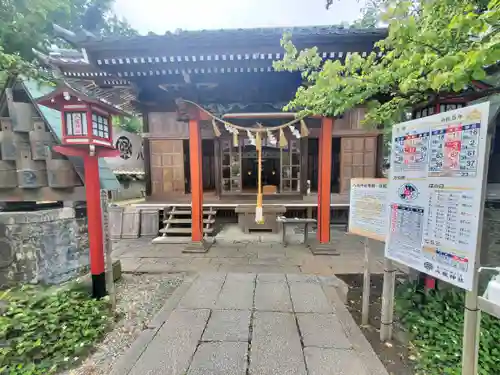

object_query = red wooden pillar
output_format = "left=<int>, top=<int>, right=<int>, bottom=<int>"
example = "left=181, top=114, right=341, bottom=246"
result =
left=317, top=117, right=334, bottom=244
left=84, top=155, right=106, bottom=297
left=189, top=119, right=203, bottom=243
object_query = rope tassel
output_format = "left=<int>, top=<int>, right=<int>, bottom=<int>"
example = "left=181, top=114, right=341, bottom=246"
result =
left=300, top=119, right=309, bottom=137
left=279, top=128, right=288, bottom=148
left=212, top=119, right=221, bottom=137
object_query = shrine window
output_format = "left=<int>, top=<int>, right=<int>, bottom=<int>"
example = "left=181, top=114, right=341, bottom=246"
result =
left=64, top=112, right=87, bottom=136
left=92, top=113, right=110, bottom=139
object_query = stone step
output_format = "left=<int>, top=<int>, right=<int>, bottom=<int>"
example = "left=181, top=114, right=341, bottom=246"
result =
left=163, top=218, right=215, bottom=224
left=159, top=227, right=214, bottom=234
left=165, top=210, right=216, bottom=216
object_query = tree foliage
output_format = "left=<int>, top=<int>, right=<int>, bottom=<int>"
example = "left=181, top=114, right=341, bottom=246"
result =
left=0, top=0, right=136, bottom=81
left=275, top=0, right=500, bottom=128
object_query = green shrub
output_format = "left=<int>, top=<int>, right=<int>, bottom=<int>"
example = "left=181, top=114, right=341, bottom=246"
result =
left=0, top=284, right=111, bottom=375
left=395, top=281, right=500, bottom=375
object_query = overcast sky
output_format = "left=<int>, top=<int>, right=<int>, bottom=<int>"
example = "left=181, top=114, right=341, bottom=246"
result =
left=113, top=0, right=365, bottom=34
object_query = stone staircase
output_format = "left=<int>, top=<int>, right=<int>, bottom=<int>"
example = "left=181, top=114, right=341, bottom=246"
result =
left=156, top=206, right=217, bottom=240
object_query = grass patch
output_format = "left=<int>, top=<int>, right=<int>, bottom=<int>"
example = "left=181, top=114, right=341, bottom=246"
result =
left=0, top=283, right=111, bottom=375
left=395, top=281, right=500, bottom=375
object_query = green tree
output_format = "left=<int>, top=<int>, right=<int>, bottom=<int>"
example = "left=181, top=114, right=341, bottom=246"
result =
left=275, top=0, right=500, bottom=127
left=113, top=115, right=143, bottom=134
left=0, top=0, right=136, bottom=81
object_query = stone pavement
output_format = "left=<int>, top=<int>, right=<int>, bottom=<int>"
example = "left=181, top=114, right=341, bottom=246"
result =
left=110, top=272, right=389, bottom=375
left=113, top=226, right=406, bottom=276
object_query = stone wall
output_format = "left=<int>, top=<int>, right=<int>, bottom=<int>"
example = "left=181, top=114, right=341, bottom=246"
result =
left=0, top=207, right=89, bottom=287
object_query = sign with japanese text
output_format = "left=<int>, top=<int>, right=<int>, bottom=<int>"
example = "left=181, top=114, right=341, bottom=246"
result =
left=385, top=102, right=490, bottom=290
left=349, top=178, right=388, bottom=242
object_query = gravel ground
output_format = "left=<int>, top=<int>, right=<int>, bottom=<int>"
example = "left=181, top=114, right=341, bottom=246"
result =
left=62, top=273, right=184, bottom=375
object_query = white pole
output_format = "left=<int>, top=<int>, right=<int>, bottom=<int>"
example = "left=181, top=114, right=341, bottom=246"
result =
left=101, top=190, right=117, bottom=311
left=362, top=237, right=371, bottom=326
left=461, top=133, right=492, bottom=375
left=380, top=257, right=396, bottom=341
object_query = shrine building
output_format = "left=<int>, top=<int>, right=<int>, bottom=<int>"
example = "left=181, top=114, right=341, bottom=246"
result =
left=47, top=25, right=389, bottom=246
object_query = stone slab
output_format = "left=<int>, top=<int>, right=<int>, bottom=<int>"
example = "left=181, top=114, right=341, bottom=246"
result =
left=288, top=282, right=333, bottom=313
left=128, top=309, right=210, bottom=375
left=215, top=274, right=255, bottom=310
left=147, top=274, right=197, bottom=329
left=287, top=274, right=320, bottom=283
left=202, top=310, right=251, bottom=342
left=109, top=328, right=157, bottom=375
left=187, top=342, right=248, bottom=375
left=304, top=347, right=369, bottom=375
left=256, top=273, right=287, bottom=283
left=297, top=313, right=351, bottom=349
left=179, top=276, right=225, bottom=309
left=249, top=312, right=306, bottom=375
left=321, top=285, right=389, bottom=375
left=254, top=281, right=293, bottom=312
left=151, top=236, right=191, bottom=244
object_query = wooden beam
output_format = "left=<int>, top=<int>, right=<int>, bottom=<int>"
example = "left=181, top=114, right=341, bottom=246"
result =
left=214, top=138, right=222, bottom=197
left=222, top=112, right=323, bottom=120
left=300, top=136, right=309, bottom=195
left=142, top=110, right=152, bottom=197
left=317, top=117, right=333, bottom=244
left=189, top=119, right=203, bottom=242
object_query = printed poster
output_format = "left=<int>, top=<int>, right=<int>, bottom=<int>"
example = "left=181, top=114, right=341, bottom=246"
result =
left=349, top=178, right=388, bottom=242
left=385, top=102, right=490, bottom=290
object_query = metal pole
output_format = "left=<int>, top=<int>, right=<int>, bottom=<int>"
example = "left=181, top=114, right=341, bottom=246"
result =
left=362, top=237, right=371, bottom=326
left=461, top=134, right=492, bottom=375
left=380, top=258, right=396, bottom=341
left=101, top=190, right=116, bottom=311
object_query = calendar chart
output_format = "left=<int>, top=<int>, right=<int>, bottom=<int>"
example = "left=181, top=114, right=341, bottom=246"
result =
left=385, top=103, right=490, bottom=291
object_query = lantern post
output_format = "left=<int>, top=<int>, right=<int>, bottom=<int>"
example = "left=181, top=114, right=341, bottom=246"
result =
left=37, top=86, right=122, bottom=299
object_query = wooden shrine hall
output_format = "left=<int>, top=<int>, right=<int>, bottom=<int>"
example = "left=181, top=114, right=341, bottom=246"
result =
left=49, top=25, right=388, bottom=249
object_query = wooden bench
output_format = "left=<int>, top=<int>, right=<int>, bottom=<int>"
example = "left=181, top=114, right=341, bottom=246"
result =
left=277, top=216, right=317, bottom=246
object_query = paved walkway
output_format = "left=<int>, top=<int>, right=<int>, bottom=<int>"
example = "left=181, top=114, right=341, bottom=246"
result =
left=110, top=272, right=388, bottom=375
left=113, top=227, right=402, bottom=276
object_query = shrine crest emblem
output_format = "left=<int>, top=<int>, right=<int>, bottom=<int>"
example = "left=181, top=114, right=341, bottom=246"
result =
left=398, top=183, right=419, bottom=201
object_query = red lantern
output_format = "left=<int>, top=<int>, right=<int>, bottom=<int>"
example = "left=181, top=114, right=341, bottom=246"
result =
left=37, top=85, right=125, bottom=299
left=37, top=86, right=122, bottom=149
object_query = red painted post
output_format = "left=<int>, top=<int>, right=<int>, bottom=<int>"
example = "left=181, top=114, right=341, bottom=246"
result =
left=84, top=154, right=106, bottom=298
left=189, top=119, right=203, bottom=242
left=318, top=117, right=333, bottom=244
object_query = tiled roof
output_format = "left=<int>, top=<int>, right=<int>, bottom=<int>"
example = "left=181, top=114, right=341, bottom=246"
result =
left=22, top=79, right=121, bottom=191
left=53, top=24, right=388, bottom=49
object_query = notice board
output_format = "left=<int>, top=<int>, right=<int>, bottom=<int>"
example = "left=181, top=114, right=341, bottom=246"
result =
left=348, top=178, right=388, bottom=242
left=385, top=102, right=490, bottom=290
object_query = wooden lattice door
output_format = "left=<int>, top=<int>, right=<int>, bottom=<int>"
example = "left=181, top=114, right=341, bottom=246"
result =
left=340, top=137, right=377, bottom=193
left=280, top=139, right=301, bottom=193
left=150, top=140, right=185, bottom=196
left=220, top=139, right=242, bottom=193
